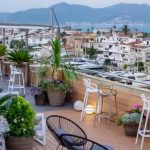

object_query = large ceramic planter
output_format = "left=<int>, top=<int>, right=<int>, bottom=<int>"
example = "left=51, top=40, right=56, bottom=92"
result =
left=47, top=88, right=65, bottom=106
left=123, top=123, right=139, bottom=136
left=5, top=136, right=34, bottom=150
left=34, top=91, right=49, bottom=105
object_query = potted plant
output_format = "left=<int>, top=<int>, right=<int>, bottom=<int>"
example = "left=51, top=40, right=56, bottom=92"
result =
left=44, top=79, right=70, bottom=106
left=0, top=94, right=36, bottom=150
left=116, top=104, right=142, bottom=136
left=29, top=86, right=49, bottom=105
left=7, top=49, right=32, bottom=67
left=7, top=49, right=33, bottom=85
left=45, top=36, right=77, bottom=106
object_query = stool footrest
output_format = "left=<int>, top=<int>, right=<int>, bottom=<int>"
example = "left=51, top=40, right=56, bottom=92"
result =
left=8, top=86, right=25, bottom=89
left=138, top=130, right=150, bottom=137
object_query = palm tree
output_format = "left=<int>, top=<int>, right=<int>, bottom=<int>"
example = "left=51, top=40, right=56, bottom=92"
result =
left=122, top=25, right=130, bottom=35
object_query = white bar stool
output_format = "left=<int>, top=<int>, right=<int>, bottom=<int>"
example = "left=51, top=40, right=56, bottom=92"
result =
left=8, top=65, right=25, bottom=96
left=135, top=94, right=150, bottom=150
left=80, top=79, right=101, bottom=121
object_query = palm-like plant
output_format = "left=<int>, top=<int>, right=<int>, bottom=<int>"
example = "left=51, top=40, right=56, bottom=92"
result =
left=51, top=37, right=61, bottom=79
left=50, top=36, right=77, bottom=81
left=7, top=49, right=33, bottom=66
left=122, top=25, right=130, bottom=35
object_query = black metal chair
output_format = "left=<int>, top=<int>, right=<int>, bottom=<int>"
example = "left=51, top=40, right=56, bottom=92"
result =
left=46, top=115, right=87, bottom=150
left=61, top=134, right=113, bottom=150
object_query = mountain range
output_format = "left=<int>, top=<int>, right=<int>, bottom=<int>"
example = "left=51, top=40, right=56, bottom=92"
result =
left=0, top=2, right=150, bottom=25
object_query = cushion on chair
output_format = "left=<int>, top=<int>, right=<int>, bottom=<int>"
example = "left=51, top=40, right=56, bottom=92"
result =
left=56, top=128, right=66, bottom=136
left=72, top=146, right=87, bottom=150
left=93, top=144, right=113, bottom=150
left=56, top=129, right=75, bottom=144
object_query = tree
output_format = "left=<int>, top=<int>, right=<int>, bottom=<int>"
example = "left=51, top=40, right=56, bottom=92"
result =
left=142, top=32, right=149, bottom=38
left=123, top=64, right=128, bottom=70
left=96, top=31, right=101, bottom=35
left=87, top=28, right=90, bottom=33
left=113, top=25, right=116, bottom=30
left=122, top=25, right=130, bottom=35
left=85, top=45, right=96, bottom=59
left=10, top=39, right=25, bottom=49
left=134, top=62, right=145, bottom=72
left=104, top=59, right=111, bottom=66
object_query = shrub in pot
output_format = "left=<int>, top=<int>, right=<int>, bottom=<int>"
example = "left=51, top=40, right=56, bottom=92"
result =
left=116, top=104, right=142, bottom=136
left=29, top=86, right=49, bottom=105
left=43, top=79, right=70, bottom=106
left=0, top=94, right=36, bottom=150
left=116, top=113, right=141, bottom=136
left=46, top=36, right=77, bottom=106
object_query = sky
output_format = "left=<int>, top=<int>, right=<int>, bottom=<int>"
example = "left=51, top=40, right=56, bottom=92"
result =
left=0, top=0, right=150, bottom=12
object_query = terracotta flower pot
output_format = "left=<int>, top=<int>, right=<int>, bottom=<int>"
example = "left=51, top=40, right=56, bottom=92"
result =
left=5, top=136, right=34, bottom=150
left=47, top=88, right=65, bottom=106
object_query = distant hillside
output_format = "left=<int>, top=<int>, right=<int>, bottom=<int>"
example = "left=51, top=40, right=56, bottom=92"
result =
left=0, top=2, right=150, bottom=25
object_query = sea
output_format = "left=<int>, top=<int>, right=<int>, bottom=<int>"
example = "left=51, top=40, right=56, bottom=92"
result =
left=70, top=24, right=150, bottom=33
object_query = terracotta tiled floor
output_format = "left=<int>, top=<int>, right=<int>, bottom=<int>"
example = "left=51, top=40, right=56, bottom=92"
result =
left=33, top=108, right=150, bottom=150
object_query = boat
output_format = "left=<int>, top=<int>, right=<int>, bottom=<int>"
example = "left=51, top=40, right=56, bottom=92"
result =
left=77, top=62, right=102, bottom=69
left=120, top=72, right=149, bottom=86
left=99, top=71, right=125, bottom=81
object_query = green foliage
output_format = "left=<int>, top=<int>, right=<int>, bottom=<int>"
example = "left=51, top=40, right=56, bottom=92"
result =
left=96, top=31, right=101, bottom=35
left=39, top=80, right=70, bottom=94
left=134, top=62, right=145, bottom=72
left=7, top=49, right=33, bottom=66
left=50, top=37, right=61, bottom=79
left=5, top=96, right=36, bottom=137
left=85, top=46, right=96, bottom=59
left=142, top=32, right=149, bottom=38
left=123, top=64, right=128, bottom=70
left=10, top=39, right=25, bottom=49
left=0, top=94, right=16, bottom=115
left=116, top=113, right=141, bottom=126
left=122, top=25, right=130, bottom=35
left=0, top=44, right=7, bottom=56
left=37, top=66, right=49, bottom=82
left=104, top=59, right=111, bottom=66
left=50, top=37, right=77, bottom=81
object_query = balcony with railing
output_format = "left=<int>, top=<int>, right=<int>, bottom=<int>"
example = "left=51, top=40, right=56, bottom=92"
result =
left=1, top=66, right=150, bottom=150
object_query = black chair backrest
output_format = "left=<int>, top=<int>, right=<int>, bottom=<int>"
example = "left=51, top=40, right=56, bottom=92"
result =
left=61, top=134, right=113, bottom=150
left=46, top=115, right=87, bottom=146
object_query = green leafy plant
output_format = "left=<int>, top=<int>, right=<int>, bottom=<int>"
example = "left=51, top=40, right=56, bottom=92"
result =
left=116, top=113, right=141, bottom=126
left=39, top=80, right=70, bottom=94
left=0, top=44, right=7, bottom=56
left=0, top=94, right=16, bottom=115
left=5, top=96, right=36, bottom=137
left=10, top=39, right=25, bottom=49
left=7, top=49, right=33, bottom=66
left=50, top=36, right=77, bottom=81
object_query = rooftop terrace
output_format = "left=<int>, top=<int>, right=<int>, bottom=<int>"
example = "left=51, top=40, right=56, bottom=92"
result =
left=1, top=73, right=150, bottom=150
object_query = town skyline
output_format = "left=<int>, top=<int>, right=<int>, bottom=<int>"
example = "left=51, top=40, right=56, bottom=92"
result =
left=0, top=0, right=150, bottom=12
